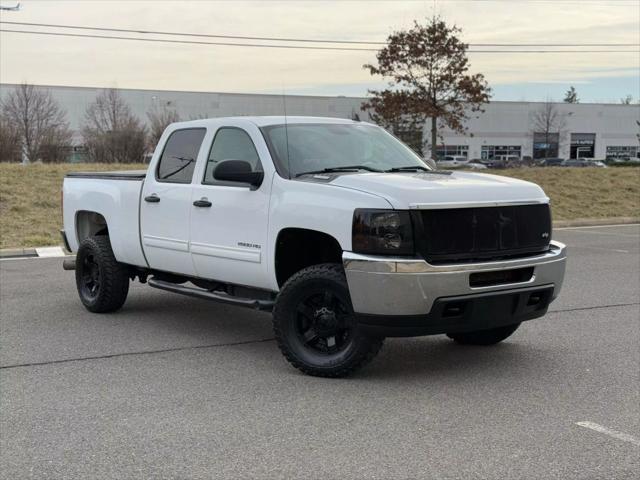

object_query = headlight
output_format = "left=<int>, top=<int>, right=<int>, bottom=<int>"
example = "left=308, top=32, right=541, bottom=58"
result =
left=352, top=209, right=414, bottom=255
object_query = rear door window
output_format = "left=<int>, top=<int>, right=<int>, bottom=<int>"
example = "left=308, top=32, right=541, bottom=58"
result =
left=156, top=128, right=206, bottom=183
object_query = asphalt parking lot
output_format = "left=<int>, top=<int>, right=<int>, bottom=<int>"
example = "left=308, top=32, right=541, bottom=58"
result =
left=1, top=224, right=638, bottom=479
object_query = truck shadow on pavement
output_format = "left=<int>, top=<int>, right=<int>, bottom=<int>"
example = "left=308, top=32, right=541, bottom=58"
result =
left=113, top=287, right=274, bottom=341
left=115, top=289, right=560, bottom=382
left=358, top=336, right=560, bottom=382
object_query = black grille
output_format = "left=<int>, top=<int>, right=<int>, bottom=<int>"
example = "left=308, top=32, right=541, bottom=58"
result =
left=412, top=204, right=552, bottom=264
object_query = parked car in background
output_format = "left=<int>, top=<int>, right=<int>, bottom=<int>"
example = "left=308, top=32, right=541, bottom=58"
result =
left=562, top=159, right=589, bottom=167
left=436, top=155, right=468, bottom=168
left=562, top=159, right=607, bottom=168
left=606, top=156, right=640, bottom=166
left=537, top=157, right=564, bottom=167
left=580, top=158, right=608, bottom=168
left=479, top=155, right=519, bottom=169
left=480, top=159, right=505, bottom=168
left=464, top=161, right=488, bottom=170
left=437, top=156, right=487, bottom=170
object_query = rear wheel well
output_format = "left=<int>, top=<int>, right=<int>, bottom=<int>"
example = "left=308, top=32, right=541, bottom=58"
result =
left=76, top=211, right=109, bottom=244
left=275, top=228, right=343, bottom=287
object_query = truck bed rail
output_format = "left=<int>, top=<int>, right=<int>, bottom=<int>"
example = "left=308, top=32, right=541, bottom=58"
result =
left=65, top=170, right=147, bottom=181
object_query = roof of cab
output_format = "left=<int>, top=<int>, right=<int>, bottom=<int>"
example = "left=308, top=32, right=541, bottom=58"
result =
left=169, top=116, right=362, bottom=129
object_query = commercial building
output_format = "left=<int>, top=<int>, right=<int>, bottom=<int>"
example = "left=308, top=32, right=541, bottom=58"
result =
left=1, top=83, right=638, bottom=161
left=435, top=101, right=639, bottom=161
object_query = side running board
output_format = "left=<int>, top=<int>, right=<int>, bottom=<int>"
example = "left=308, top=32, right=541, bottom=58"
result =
left=147, top=278, right=275, bottom=312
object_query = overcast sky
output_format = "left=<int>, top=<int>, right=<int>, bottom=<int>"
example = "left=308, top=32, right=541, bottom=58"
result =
left=0, top=0, right=638, bottom=102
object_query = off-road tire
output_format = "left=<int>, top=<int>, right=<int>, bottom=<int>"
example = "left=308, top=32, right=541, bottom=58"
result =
left=75, top=235, right=130, bottom=313
left=273, top=263, right=384, bottom=377
left=446, top=323, right=521, bottom=345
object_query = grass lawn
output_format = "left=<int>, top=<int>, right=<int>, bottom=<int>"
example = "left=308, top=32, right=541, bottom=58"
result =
left=0, top=163, right=146, bottom=249
left=493, top=167, right=640, bottom=222
left=1, top=163, right=639, bottom=249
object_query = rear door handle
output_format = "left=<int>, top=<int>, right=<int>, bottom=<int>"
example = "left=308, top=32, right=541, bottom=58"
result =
left=193, top=199, right=212, bottom=208
left=144, top=194, right=160, bottom=203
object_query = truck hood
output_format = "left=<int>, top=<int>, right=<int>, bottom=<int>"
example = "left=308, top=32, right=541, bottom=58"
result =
left=329, top=171, right=549, bottom=209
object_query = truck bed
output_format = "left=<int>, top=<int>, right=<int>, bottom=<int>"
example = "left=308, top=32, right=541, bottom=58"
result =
left=62, top=170, right=147, bottom=267
left=65, top=170, right=147, bottom=181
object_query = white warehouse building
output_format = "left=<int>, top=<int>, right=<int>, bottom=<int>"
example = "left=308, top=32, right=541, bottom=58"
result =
left=1, top=83, right=638, bottom=161
left=436, top=101, right=639, bottom=161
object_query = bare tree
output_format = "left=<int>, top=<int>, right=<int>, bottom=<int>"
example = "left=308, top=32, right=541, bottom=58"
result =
left=0, top=112, right=22, bottom=162
left=363, top=17, right=491, bottom=159
left=532, top=100, right=567, bottom=159
left=1, top=83, right=72, bottom=163
left=82, top=89, right=147, bottom=163
left=147, top=103, right=180, bottom=149
left=39, top=127, right=75, bottom=163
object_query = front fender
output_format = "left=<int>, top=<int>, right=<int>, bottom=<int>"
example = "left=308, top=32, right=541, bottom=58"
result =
left=266, top=175, right=392, bottom=289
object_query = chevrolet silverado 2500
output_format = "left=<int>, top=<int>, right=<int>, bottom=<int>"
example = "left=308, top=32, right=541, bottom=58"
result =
left=62, top=116, right=567, bottom=377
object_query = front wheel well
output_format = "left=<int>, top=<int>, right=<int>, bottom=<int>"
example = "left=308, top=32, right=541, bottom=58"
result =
left=275, top=228, right=343, bottom=287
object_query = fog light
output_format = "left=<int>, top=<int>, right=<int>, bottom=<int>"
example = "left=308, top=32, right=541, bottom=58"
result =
left=527, top=293, right=542, bottom=306
left=443, top=302, right=467, bottom=318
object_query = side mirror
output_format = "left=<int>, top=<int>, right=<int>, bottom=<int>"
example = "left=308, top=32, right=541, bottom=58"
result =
left=213, top=160, right=264, bottom=188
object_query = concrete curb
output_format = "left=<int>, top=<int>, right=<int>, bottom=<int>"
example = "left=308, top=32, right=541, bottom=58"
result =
left=1, top=218, right=638, bottom=259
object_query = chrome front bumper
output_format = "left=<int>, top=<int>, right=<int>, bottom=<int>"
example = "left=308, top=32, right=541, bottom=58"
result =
left=343, top=241, right=567, bottom=316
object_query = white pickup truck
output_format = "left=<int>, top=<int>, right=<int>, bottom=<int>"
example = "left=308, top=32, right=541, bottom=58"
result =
left=62, top=116, right=567, bottom=377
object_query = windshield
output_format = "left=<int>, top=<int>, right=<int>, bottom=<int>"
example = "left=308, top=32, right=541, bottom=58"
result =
left=260, top=123, right=430, bottom=178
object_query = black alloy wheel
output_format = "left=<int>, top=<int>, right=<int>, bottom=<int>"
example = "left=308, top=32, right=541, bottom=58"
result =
left=75, top=235, right=130, bottom=313
left=273, top=263, right=384, bottom=377
left=80, top=252, right=101, bottom=301
left=295, top=289, right=354, bottom=356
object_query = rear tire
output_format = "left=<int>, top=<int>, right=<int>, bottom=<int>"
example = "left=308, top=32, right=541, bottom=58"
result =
left=446, top=323, right=521, bottom=345
left=75, top=235, right=130, bottom=313
left=273, top=263, right=384, bottom=377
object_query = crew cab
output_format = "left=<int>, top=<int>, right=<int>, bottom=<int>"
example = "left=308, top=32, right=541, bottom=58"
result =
left=62, top=116, right=567, bottom=377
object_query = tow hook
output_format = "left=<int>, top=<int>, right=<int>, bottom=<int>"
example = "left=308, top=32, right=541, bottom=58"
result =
left=62, top=257, right=76, bottom=271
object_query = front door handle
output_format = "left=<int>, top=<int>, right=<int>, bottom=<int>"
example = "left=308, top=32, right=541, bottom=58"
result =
left=144, top=194, right=160, bottom=203
left=193, top=199, right=212, bottom=208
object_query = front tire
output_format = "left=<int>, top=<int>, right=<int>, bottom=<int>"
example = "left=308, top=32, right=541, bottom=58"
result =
left=75, top=235, right=130, bottom=313
left=273, top=263, right=383, bottom=377
left=446, top=323, right=521, bottom=345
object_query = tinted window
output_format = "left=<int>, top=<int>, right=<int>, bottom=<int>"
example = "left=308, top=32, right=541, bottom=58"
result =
left=156, top=128, right=206, bottom=183
left=204, top=128, right=262, bottom=185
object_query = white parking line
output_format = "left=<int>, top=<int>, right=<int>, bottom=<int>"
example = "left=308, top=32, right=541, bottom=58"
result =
left=576, top=421, right=640, bottom=447
left=556, top=223, right=639, bottom=232
left=0, top=254, right=71, bottom=262
left=570, top=245, right=631, bottom=253
left=34, top=246, right=66, bottom=258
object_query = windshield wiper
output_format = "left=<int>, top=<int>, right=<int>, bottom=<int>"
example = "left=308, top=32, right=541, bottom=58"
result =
left=160, top=156, right=194, bottom=180
left=386, top=165, right=453, bottom=175
left=385, top=165, right=429, bottom=172
left=295, top=165, right=383, bottom=177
